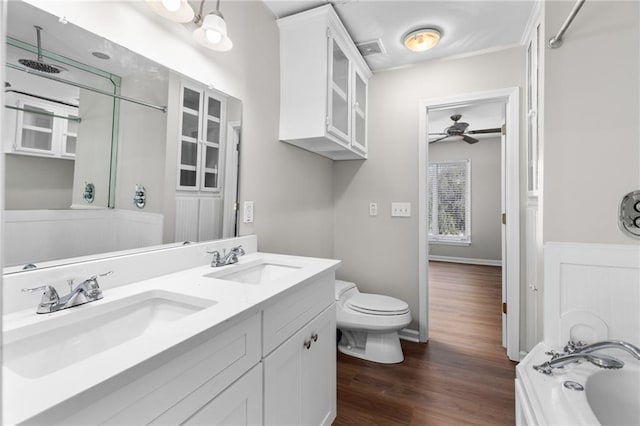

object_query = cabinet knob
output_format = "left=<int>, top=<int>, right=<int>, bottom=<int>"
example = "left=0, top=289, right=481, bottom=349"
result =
left=311, top=332, right=318, bottom=342
left=303, top=339, right=312, bottom=350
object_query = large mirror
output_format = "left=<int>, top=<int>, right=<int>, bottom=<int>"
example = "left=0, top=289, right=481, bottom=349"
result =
left=3, top=1, right=241, bottom=272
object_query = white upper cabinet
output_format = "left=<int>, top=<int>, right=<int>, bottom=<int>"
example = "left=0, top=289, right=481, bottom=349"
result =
left=277, top=5, right=371, bottom=160
left=4, top=93, right=78, bottom=159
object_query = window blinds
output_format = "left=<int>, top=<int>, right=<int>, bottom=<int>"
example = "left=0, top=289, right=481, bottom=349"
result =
left=428, top=160, right=471, bottom=242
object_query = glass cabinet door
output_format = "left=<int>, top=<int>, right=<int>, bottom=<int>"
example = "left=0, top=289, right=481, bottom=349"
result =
left=61, top=111, right=79, bottom=158
left=352, top=70, right=367, bottom=153
left=201, top=94, right=223, bottom=192
left=178, top=86, right=202, bottom=190
left=17, top=102, right=55, bottom=154
left=327, top=36, right=350, bottom=144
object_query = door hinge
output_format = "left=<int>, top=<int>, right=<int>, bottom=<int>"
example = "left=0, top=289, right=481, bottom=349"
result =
left=325, top=116, right=330, bottom=126
left=501, top=124, right=506, bottom=136
left=233, top=202, right=239, bottom=211
left=502, top=213, right=506, bottom=225
left=502, top=302, right=507, bottom=314
left=326, top=27, right=331, bottom=38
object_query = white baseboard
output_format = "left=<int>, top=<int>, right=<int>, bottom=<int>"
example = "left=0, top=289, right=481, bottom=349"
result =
left=399, top=328, right=420, bottom=343
left=429, top=255, right=502, bottom=267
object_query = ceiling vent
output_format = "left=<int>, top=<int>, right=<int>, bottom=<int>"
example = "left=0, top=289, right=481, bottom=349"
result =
left=356, top=39, right=385, bottom=57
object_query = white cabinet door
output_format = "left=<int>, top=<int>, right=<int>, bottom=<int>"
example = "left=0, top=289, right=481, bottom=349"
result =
left=326, top=33, right=351, bottom=145
left=177, top=84, right=203, bottom=191
left=264, top=304, right=336, bottom=426
left=182, top=364, right=262, bottom=426
left=351, top=67, right=367, bottom=154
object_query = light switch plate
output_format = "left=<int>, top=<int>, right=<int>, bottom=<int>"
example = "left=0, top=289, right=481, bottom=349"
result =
left=391, top=202, right=411, bottom=217
left=369, top=203, right=378, bottom=216
left=243, top=201, right=254, bottom=223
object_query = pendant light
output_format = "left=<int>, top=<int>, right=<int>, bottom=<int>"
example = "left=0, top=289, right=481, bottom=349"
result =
left=145, top=0, right=195, bottom=23
left=193, top=0, right=233, bottom=51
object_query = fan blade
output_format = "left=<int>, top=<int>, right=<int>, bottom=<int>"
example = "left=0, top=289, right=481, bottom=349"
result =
left=428, top=132, right=447, bottom=135
left=468, top=127, right=501, bottom=134
left=462, top=135, right=479, bottom=144
left=429, top=135, right=449, bottom=144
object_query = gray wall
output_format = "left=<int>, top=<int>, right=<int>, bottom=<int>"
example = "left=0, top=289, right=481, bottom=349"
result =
left=5, top=155, right=73, bottom=209
left=115, top=70, right=169, bottom=214
left=333, top=47, right=525, bottom=330
left=543, top=1, right=640, bottom=244
left=429, top=136, right=502, bottom=261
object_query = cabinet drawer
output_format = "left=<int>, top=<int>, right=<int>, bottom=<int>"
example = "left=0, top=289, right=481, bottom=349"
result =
left=58, top=312, right=261, bottom=425
left=263, top=271, right=334, bottom=355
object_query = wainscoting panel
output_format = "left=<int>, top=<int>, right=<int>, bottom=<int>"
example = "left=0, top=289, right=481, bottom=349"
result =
left=543, top=242, right=640, bottom=349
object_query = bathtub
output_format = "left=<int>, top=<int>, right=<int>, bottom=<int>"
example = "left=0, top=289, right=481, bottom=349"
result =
left=516, top=343, right=640, bottom=425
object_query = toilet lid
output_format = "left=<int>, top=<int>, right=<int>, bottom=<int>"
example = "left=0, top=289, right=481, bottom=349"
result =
left=346, top=293, right=409, bottom=316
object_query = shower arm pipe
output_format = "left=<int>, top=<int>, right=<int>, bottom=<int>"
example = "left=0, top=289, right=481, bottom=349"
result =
left=4, top=104, right=81, bottom=122
left=548, top=0, right=586, bottom=49
left=5, top=63, right=167, bottom=113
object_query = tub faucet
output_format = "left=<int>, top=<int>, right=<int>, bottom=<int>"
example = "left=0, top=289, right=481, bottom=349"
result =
left=533, top=352, right=625, bottom=375
left=565, top=340, right=640, bottom=360
left=209, top=245, right=245, bottom=267
left=22, top=271, right=112, bottom=314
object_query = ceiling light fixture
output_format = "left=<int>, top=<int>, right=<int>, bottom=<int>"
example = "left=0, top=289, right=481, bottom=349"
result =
left=403, top=28, right=441, bottom=52
left=145, top=0, right=194, bottom=23
left=193, top=0, right=233, bottom=51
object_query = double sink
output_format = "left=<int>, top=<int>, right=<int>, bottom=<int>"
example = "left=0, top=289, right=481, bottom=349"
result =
left=3, top=258, right=303, bottom=380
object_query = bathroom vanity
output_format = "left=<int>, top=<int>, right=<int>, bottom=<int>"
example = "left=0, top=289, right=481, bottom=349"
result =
left=2, top=236, right=340, bottom=425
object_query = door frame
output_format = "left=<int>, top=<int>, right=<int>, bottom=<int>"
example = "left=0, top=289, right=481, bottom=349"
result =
left=418, top=87, right=520, bottom=361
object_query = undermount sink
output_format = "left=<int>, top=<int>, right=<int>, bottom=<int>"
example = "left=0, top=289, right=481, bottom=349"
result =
left=204, top=261, right=301, bottom=285
left=3, top=290, right=215, bottom=379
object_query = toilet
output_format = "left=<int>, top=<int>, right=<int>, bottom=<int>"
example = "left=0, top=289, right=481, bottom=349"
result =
left=335, top=280, right=412, bottom=364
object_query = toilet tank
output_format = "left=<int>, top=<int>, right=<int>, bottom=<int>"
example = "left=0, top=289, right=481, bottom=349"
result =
left=335, top=280, right=357, bottom=300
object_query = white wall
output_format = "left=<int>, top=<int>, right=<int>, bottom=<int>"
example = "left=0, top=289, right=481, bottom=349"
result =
left=429, top=136, right=502, bottom=261
left=543, top=1, right=640, bottom=244
left=22, top=0, right=335, bottom=259
left=333, top=47, right=525, bottom=330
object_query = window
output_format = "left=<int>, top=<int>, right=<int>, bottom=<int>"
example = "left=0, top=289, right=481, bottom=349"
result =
left=428, top=160, right=471, bottom=244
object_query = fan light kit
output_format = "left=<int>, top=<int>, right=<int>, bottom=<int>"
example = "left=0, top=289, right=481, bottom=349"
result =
left=403, top=28, right=441, bottom=52
left=145, top=0, right=233, bottom=51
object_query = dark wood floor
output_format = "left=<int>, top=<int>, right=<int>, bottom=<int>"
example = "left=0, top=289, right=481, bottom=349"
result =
left=334, top=261, right=516, bottom=425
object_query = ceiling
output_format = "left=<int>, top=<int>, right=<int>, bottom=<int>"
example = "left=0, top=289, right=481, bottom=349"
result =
left=262, top=0, right=536, bottom=71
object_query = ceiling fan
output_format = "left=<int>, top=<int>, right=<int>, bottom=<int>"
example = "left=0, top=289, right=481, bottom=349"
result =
left=429, top=114, right=501, bottom=144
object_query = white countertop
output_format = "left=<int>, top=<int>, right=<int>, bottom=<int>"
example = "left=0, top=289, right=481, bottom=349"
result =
left=2, top=252, right=340, bottom=425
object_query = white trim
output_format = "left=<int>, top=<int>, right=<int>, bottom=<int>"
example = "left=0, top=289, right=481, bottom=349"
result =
left=429, top=256, right=502, bottom=267
left=520, top=1, right=542, bottom=46
left=418, top=87, right=520, bottom=361
left=398, top=328, right=420, bottom=343
left=428, top=240, right=471, bottom=247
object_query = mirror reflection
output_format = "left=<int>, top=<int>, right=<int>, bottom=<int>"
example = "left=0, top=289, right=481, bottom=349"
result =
left=3, top=1, right=241, bottom=271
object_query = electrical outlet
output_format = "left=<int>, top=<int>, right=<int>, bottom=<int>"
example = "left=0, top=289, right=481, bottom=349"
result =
left=369, top=203, right=378, bottom=216
left=391, top=202, right=411, bottom=217
left=243, top=201, right=254, bottom=223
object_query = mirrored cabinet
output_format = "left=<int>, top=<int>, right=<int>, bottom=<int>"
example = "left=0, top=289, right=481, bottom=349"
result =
left=278, top=5, right=371, bottom=160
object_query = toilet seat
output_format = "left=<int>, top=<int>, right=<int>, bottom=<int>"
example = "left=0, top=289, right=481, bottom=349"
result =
left=346, top=293, right=409, bottom=316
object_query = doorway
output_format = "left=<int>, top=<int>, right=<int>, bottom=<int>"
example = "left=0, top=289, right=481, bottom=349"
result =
left=418, top=88, right=520, bottom=361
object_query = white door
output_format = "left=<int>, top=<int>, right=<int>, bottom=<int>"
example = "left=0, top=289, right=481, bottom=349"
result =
left=501, top=123, right=507, bottom=347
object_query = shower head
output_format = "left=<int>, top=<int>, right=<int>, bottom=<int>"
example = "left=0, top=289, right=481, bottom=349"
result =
left=18, top=26, right=65, bottom=74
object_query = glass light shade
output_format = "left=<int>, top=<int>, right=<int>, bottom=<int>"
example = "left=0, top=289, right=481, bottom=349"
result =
left=404, top=28, right=441, bottom=52
left=193, top=12, right=233, bottom=51
left=146, top=0, right=194, bottom=23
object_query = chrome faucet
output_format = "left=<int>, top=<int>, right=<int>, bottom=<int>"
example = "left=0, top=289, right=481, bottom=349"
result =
left=209, top=245, right=245, bottom=267
left=22, top=271, right=112, bottom=314
left=565, top=340, right=640, bottom=360
left=533, top=340, right=640, bottom=375
left=534, top=352, right=624, bottom=375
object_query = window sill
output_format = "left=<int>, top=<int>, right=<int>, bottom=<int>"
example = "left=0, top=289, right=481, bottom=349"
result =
left=429, top=240, right=471, bottom=247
